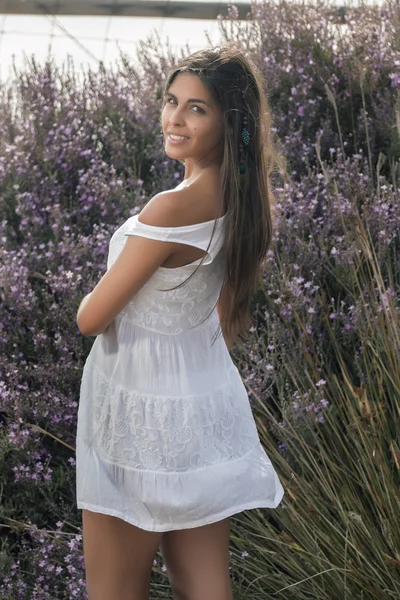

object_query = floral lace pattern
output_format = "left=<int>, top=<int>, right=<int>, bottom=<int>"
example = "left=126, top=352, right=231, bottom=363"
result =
left=106, top=218, right=226, bottom=334
left=80, top=360, right=260, bottom=472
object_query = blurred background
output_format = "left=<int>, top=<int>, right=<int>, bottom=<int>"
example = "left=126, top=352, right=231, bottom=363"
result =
left=0, top=0, right=239, bottom=83
left=0, top=0, right=382, bottom=83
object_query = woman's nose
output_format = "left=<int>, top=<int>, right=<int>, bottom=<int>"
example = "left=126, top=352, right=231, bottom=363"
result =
left=169, top=109, right=185, bottom=125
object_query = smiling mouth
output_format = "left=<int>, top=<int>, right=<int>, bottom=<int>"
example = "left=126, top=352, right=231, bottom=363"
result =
left=168, top=133, right=190, bottom=141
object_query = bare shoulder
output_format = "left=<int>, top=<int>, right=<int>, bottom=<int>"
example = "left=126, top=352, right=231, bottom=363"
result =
left=138, top=180, right=222, bottom=227
left=136, top=190, right=184, bottom=227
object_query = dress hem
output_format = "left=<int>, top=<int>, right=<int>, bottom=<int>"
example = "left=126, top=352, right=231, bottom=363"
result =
left=77, top=490, right=285, bottom=533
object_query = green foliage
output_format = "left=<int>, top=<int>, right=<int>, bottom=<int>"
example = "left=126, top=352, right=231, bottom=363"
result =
left=230, top=215, right=400, bottom=598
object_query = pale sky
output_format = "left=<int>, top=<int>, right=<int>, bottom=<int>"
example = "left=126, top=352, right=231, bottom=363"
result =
left=0, top=0, right=381, bottom=84
left=0, top=11, right=223, bottom=84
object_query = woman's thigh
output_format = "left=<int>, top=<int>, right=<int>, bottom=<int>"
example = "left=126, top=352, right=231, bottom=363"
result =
left=82, top=509, right=163, bottom=600
left=160, top=517, right=233, bottom=600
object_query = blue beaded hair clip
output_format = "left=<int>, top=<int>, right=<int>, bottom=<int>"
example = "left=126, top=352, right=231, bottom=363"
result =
left=238, top=113, right=250, bottom=175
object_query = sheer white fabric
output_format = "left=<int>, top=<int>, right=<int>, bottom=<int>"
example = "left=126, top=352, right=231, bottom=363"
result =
left=76, top=210, right=284, bottom=532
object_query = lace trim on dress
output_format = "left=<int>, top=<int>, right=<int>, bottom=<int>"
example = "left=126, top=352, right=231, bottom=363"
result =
left=80, top=359, right=260, bottom=473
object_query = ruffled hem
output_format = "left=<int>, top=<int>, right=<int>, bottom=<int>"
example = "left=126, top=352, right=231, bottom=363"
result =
left=77, top=495, right=284, bottom=533
left=76, top=438, right=284, bottom=532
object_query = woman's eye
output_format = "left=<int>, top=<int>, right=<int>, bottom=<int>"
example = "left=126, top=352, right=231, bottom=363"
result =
left=166, top=98, right=203, bottom=113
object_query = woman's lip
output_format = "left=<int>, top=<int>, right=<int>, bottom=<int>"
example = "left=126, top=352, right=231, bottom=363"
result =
left=167, top=133, right=190, bottom=144
left=167, top=132, right=189, bottom=137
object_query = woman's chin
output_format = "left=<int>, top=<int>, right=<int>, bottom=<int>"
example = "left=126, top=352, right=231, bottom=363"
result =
left=165, top=148, right=187, bottom=160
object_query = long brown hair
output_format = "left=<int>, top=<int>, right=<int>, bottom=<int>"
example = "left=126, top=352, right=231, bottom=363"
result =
left=161, top=42, right=287, bottom=349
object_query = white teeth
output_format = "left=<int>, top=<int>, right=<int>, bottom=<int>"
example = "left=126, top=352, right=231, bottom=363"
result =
left=170, top=134, right=188, bottom=141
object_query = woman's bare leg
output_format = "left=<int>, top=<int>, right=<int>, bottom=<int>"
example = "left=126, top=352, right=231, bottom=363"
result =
left=160, top=517, right=233, bottom=600
left=82, top=509, right=163, bottom=600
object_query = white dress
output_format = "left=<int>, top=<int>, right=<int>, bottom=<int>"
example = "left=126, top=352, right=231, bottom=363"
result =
left=76, top=204, right=285, bottom=532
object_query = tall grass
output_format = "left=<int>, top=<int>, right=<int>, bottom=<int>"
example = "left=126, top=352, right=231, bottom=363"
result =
left=229, top=209, right=400, bottom=599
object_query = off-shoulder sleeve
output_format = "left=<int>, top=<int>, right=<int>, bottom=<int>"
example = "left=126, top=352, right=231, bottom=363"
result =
left=124, top=215, right=172, bottom=241
left=123, top=215, right=225, bottom=266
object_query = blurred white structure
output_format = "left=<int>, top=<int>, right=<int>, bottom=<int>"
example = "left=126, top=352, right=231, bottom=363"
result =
left=0, top=2, right=234, bottom=83
left=0, top=0, right=383, bottom=84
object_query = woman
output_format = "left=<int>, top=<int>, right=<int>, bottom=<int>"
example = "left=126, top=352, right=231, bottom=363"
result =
left=75, top=42, right=285, bottom=600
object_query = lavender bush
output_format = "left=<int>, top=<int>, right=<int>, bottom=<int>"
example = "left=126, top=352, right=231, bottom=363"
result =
left=1, top=0, right=399, bottom=597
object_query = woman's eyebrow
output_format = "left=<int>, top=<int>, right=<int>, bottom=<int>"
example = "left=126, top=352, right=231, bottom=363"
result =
left=166, top=91, right=211, bottom=108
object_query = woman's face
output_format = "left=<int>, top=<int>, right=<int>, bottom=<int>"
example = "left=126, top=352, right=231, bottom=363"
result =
left=161, top=72, right=224, bottom=168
